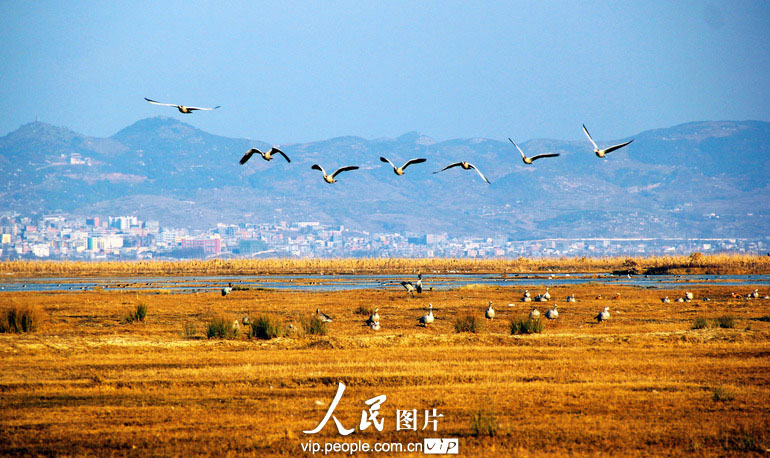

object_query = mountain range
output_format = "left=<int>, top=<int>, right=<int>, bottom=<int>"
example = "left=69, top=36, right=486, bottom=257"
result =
left=1, top=117, right=768, bottom=239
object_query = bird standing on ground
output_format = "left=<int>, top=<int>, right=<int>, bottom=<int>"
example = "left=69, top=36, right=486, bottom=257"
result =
left=545, top=304, right=559, bottom=320
left=485, top=301, right=495, bottom=319
left=509, top=138, right=560, bottom=164
left=596, top=306, right=611, bottom=323
left=221, top=282, right=232, bottom=297
left=366, top=307, right=380, bottom=326
left=144, top=97, right=220, bottom=113
left=401, top=281, right=418, bottom=297
left=582, top=124, right=634, bottom=158
left=311, top=164, right=359, bottom=183
left=379, top=157, right=427, bottom=175
left=316, top=308, right=333, bottom=323
left=239, top=147, right=290, bottom=165
left=419, top=303, right=435, bottom=326
left=433, top=161, right=491, bottom=184
left=529, top=307, right=540, bottom=320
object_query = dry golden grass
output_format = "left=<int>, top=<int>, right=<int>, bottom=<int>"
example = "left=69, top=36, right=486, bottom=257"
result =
left=1, top=282, right=769, bottom=456
left=2, top=253, right=769, bottom=276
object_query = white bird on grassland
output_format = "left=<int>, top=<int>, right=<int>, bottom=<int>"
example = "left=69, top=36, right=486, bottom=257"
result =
left=316, top=308, right=333, bottom=323
left=485, top=301, right=495, bottom=320
left=596, top=306, right=610, bottom=323
left=419, top=303, right=435, bottom=326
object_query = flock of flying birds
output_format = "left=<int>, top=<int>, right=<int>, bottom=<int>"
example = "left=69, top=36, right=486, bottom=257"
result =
left=145, top=97, right=649, bottom=331
left=144, top=97, right=635, bottom=184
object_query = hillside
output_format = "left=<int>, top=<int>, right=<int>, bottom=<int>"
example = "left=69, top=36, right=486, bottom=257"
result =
left=1, top=118, right=768, bottom=238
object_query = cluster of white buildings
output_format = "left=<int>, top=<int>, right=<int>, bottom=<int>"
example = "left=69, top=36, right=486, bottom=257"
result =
left=0, top=213, right=766, bottom=260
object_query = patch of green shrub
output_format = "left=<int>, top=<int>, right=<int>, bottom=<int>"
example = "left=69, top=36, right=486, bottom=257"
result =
left=206, top=316, right=238, bottom=339
left=301, top=316, right=328, bottom=336
left=249, top=315, right=284, bottom=340
left=510, top=317, right=544, bottom=335
left=183, top=322, right=198, bottom=339
left=454, top=315, right=483, bottom=333
left=712, top=386, right=735, bottom=402
left=470, top=410, right=497, bottom=437
left=692, top=317, right=709, bottom=329
left=354, top=305, right=373, bottom=316
left=0, top=305, right=43, bottom=333
left=123, top=304, right=148, bottom=323
left=713, top=316, right=736, bottom=329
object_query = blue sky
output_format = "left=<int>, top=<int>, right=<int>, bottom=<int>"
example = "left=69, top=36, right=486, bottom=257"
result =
left=1, top=1, right=769, bottom=143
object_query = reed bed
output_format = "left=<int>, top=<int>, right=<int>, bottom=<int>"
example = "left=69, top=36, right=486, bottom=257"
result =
left=2, top=253, right=769, bottom=277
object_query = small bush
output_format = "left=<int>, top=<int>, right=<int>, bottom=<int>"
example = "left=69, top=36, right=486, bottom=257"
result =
left=712, top=386, right=735, bottom=402
left=0, top=305, right=43, bottom=333
left=123, top=304, right=148, bottom=323
left=301, top=316, right=328, bottom=336
left=249, top=315, right=284, bottom=340
left=183, top=322, right=197, bottom=339
left=354, top=305, right=373, bottom=316
left=510, top=317, right=544, bottom=335
left=206, top=316, right=238, bottom=339
left=692, top=317, right=709, bottom=329
left=454, top=315, right=483, bottom=333
left=722, top=427, right=766, bottom=452
left=470, top=410, right=497, bottom=437
left=713, top=316, right=736, bottom=329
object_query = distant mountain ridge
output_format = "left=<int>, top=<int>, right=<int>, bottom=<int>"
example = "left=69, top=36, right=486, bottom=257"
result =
left=1, top=117, right=768, bottom=238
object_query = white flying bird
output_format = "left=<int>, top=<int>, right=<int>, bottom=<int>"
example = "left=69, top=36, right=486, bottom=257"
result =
left=582, top=124, right=633, bottom=158
left=509, top=138, right=560, bottom=164
left=433, top=161, right=490, bottom=184
left=311, top=164, right=359, bottom=183
left=379, top=157, right=427, bottom=175
left=240, top=147, right=290, bottom=165
left=144, top=97, right=220, bottom=113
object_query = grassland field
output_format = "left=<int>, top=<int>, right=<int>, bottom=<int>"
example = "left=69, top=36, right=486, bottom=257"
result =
left=1, top=270, right=769, bottom=456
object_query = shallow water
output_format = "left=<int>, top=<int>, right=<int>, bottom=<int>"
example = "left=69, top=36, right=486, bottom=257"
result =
left=1, top=273, right=768, bottom=293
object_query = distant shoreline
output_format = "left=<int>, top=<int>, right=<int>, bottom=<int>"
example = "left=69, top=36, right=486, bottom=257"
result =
left=2, top=254, right=769, bottom=276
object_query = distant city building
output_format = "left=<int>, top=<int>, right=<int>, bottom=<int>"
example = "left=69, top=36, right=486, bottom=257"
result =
left=181, top=237, right=221, bottom=255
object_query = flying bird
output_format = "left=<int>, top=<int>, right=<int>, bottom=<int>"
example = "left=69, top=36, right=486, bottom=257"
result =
left=433, top=161, right=490, bottom=184
left=240, top=147, right=290, bottom=165
left=311, top=164, right=359, bottom=183
left=379, top=157, right=427, bottom=175
left=582, top=124, right=633, bottom=158
left=509, top=138, right=560, bottom=164
left=144, top=98, right=220, bottom=113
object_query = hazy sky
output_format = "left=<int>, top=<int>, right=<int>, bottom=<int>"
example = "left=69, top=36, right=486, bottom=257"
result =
left=1, top=1, right=769, bottom=143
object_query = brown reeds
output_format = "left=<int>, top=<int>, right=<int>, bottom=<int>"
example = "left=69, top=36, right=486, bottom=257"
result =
left=1, top=253, right=768, bottom=276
